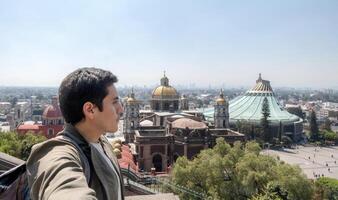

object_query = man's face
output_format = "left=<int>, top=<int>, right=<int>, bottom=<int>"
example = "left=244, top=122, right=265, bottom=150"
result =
left=94, top=84, right=123, bottom=133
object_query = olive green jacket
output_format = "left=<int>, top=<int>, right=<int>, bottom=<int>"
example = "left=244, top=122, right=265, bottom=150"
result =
left=26, top=124, right=124, bottom=200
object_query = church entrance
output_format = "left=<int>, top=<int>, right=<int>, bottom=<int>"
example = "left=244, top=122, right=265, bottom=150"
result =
left=152, top=154, right=162, bottom=172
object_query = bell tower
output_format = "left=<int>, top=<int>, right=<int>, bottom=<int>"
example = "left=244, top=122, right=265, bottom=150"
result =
left=214, top=89, right=229, bottom=128
left=123, top=88, right=140, bottom=143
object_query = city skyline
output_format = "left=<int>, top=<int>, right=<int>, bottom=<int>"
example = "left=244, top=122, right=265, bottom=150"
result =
left=0, top=0, right=338, bottom=88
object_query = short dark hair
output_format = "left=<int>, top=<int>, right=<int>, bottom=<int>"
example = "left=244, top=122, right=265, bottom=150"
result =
left=59, top=67, right=118, bottom=125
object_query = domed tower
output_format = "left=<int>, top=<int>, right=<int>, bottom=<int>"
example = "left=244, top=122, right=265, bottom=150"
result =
left=214, top=90, right=229, bottom=128
left=151, top=72, right=179, bottom=112
left=123, top=88, right=140, bottom=143
left=180, top=94, right=189, bottom=110
left=42, top=96, right=64, bottom=138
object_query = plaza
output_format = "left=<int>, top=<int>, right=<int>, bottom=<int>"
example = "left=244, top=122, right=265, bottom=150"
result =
left=262, top=146, right=338, bottom=179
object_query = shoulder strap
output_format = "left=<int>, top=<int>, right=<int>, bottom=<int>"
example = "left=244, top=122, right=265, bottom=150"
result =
left=53, top=135, right=91, bottom=184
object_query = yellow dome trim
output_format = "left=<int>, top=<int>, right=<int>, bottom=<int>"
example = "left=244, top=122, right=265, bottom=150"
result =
left=127, top=97, right=137, bottom=104
left=152, top=86, right=178, bottom=97
left=216, top=98, right=226, bottom=105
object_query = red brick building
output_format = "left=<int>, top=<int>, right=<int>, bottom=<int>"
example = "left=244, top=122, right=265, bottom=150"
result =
left=17, top=96, right=64, bottom=138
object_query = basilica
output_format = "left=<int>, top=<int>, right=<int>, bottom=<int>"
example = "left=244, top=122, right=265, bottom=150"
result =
left=203, top=74, right=303, bottom=141
left=122, top=73, right=245, bottom=172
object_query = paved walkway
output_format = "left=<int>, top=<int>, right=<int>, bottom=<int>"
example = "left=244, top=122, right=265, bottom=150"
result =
left=262, top=145, right=338, bottom=179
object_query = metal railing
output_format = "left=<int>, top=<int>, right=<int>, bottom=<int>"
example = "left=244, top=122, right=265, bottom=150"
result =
left=122, top=168, right=209, bottom=199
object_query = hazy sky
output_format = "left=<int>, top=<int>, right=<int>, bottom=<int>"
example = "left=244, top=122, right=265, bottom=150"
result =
left=0, top=0, right=337, bottom=88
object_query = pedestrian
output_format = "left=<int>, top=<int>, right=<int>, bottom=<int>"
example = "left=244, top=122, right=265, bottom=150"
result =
left=26, top=67, right=125, bottom=200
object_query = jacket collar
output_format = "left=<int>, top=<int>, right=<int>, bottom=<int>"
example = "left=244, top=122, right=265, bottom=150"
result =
left=59, top=123, right=91, bottom=152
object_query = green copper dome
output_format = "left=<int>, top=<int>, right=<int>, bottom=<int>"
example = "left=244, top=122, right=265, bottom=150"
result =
left=203, top=74, right=301, bottom=125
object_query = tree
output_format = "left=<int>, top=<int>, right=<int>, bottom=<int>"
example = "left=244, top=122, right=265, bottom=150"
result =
left=323, top=118, right=332, bottom=131
left=0, top=131, right=46, bottom=160
left=309, top=110, right=319, bottom=141
left=321, top=130, right=338, bottom=144
left=261, top=97, right=271, bottom=142
left=251, top=182, right=288, bottom=200
left=236, top=120, right=242, bottom=132
left=172, top=138, right=313, bottom=200
left=286, top=106, right=304, bottom=119
left=314, top=177, right=338, bottom=200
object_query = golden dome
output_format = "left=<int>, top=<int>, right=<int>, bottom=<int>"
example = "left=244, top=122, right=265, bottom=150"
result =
left=126, top=88, right=138, bottom=104
left=216, top=89, right=227, bottom=105
left=216, top=98, right=226, bottom=105
left=152, top=71, right=179, bottom=98
left=127, top=97, right=137, bottom=104
left=152, top=86, right=178, bottom=97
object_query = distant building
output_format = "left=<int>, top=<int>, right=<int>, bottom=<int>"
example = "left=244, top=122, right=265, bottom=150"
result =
left=321, top=102, right=338, bottom=119
left=203, top=74, right=304, bottom=141
left=0, top=102, right=11, bottom=114
left=16, top=96, right=64, bottom=138
left=31, top=96, right=44, bottom=122
left=13, top=101, right=31, bottom=128
left=0, top=121, right=10, bottom=132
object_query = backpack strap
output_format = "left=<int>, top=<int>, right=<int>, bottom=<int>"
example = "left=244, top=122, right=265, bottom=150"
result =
left=53, top=135, right=91, bottom=184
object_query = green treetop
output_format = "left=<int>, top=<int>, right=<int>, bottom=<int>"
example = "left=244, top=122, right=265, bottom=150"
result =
left=261, top=97, right=271, bottom=142
left=0, top=131, right=46, bottom=160
left=309, top=110, right=319, bottom=141
left=171, top=138, right=313, bottom=200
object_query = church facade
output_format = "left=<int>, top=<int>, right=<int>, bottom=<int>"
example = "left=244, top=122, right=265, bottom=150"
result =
left=123, top=73, right=245, bottom=172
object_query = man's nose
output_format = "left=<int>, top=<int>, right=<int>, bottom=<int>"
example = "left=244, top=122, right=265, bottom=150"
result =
left=118, top=102, right=124, bottom=115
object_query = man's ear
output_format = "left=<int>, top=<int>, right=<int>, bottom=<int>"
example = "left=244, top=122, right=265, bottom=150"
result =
left=83, top=102, right=95, bottom=120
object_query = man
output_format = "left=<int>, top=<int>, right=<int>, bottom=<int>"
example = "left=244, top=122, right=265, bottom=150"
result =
left=26, top=67, right=124, bottom=200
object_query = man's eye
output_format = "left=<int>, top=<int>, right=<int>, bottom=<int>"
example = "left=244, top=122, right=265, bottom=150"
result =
left=113, top=100, right=121, bottom=105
